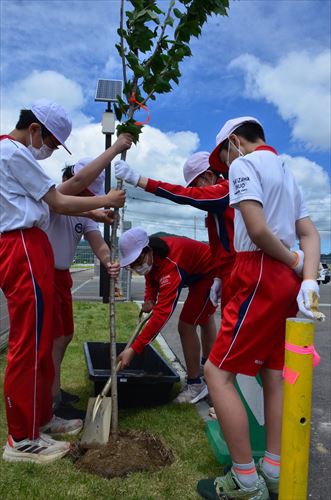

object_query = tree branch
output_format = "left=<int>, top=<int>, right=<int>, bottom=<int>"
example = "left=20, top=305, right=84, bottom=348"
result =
left=120, top=0, right=128, bottom=90
left=143, top=0, right=174, bottom=69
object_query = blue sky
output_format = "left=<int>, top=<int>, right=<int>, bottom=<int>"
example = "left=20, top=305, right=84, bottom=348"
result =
left=1, top=0, right=330, bottom=251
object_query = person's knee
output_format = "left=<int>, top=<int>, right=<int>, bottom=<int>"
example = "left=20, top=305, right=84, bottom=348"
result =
left=178, top=320, right=194, bottom=336
left=204, top=360, right=235, bottom=388
left=64, top=335, right=73, bottom=347
left=204, top=359, right=215, bottom=384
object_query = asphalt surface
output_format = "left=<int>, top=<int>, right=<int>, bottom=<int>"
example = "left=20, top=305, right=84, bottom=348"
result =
left=72, top=269, right=331, bottom=499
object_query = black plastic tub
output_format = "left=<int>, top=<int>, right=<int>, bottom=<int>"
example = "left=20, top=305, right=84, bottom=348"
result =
left=84, top=341, right=180, bottom=407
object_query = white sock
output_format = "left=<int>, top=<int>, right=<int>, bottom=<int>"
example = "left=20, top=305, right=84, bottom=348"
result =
left=232, top=460, right=258, bottom=488
left=262, top=451, right=280, bottom=479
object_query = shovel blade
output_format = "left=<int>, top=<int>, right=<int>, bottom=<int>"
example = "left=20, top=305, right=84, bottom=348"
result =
left=80, top=396, right=112, bottom=447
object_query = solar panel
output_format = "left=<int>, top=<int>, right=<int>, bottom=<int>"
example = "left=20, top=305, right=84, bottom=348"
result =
left=95, top=79, right=123, bottom=102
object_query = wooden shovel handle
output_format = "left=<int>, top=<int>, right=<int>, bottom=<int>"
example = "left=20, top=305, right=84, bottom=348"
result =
left=100, top=311, right=152, bottom=397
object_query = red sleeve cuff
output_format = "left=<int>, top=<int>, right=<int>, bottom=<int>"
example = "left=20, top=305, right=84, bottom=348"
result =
left=131, top=338, right=145, bottom=355
left=145, top=178, right=159, bottom=193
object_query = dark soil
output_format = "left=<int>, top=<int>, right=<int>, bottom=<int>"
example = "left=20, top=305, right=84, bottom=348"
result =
left=71, top=430, right=175, bottom=479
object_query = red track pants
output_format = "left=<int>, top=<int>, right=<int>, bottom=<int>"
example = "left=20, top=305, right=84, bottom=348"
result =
left=0, top=227, right=54, bottom=440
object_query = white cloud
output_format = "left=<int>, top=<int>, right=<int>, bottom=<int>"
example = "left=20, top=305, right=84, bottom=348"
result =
left=39, top=121, right=206, bottom=239
left=281, top=154, right=331, bottom=250
left=103, top=54, right=123, bottom=79
left=230, top=51, right=331, bottom=151
left=1, top=70, right=90, bottom=133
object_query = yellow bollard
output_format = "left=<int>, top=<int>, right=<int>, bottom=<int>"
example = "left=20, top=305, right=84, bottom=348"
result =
left=279, top=317, right=315, bottom=500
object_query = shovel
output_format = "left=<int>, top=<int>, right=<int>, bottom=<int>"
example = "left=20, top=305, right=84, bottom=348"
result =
left=81, top=310, right=152, bottom=446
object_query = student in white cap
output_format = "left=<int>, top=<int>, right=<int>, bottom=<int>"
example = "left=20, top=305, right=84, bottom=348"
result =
left=197, top=118, right=320, bottom=499
left=117, top=228, right=219, bottom=404
left=47, top=153, right=131, bottom=420
left=0, top=99, right=128, bottom=464
left=114, top=152, right=235, bottom=317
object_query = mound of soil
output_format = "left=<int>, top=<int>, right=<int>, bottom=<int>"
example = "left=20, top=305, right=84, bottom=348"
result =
left=72, top=430, right=174, bottom=479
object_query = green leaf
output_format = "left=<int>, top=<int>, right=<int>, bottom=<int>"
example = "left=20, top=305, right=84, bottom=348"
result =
left=173, top=8, right=182, bottom=18
left=113, top=104, right=122, bottom=122
left=146, top=9, right=160, bottom=24
left=116, top=119, right=143, bottom=144
left=165, top=15, right=174, bottom=27
left=154, top=76, right=172, bottom=93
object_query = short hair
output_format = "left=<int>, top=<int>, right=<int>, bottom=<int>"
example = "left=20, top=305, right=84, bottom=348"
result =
left=61, top=165, right=74, bottom=181
left=141, top=237, right=169, bottom=259
left=220, top=121, right=265, bottom=151
left=15, top=109, right=52, bottom=139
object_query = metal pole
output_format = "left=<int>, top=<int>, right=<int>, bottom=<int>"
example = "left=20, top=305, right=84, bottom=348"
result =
left=99, top=103, right=112, bottom=303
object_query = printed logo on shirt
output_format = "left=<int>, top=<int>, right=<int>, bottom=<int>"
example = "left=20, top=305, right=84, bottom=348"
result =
left=160, top=274, right=171, bottom=287
left=233, top=176, right=250, bottom=195
left=75, top=223, right=83, bottom=234
left=254, top=359, right=264, bottom=365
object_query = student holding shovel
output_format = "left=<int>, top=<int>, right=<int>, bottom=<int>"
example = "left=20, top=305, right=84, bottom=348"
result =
left=0, top=99, right=127, bottom=464
left=116, top=228, right=219, bottom=404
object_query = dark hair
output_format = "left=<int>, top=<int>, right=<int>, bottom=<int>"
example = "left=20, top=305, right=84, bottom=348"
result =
left=62, top=165, right=75, bottom=181
left=219, top=121, right=265, bottom=151
left=15, top=109, right=51, bottom=139
left=208, top=168, right=223, bottom=180
left=143, top=237, right=169, bottom=259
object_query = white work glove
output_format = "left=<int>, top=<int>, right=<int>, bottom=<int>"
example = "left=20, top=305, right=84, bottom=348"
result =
left=297, top=279, right=325, bottom=321
left=209, top=278, right=222, bottom=307
left=114, top=160, right=140, bottom=187
left=291, top=249, right=304, bottom=276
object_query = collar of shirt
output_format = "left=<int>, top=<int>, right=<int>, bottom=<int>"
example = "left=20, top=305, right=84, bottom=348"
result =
left=0, top=135, right=16, bottom=141
left=254, top=145, right=278, bottom=155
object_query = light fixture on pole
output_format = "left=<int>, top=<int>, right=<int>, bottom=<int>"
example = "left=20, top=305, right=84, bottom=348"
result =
left=95, top=78, right=123, bottom=303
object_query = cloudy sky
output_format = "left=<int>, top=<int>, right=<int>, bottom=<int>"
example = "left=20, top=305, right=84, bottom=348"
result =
left=1, top=0, right=330, bottom=252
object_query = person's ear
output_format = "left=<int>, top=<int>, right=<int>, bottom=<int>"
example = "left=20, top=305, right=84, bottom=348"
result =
left=229, top=133, right=240, bottom=147
left=28, top=123, right=41, bottom=135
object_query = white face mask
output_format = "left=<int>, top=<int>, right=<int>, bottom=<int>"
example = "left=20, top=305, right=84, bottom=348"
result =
left=133, top=252, right=153, bottom=275
left=28, top=132, right=54, bottom=160
left=226, top=139, right=243, bottom=167
left=134, top=261, right=152, bottom=275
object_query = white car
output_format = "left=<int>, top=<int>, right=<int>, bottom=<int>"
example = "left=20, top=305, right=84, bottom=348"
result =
left=317, top=263, right=330, bottom=285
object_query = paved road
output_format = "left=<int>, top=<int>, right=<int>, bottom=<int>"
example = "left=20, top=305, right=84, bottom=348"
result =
left=72, top=270, right=331, bottom=499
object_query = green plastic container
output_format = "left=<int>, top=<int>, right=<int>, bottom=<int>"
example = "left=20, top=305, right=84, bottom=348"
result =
left=205, top=375, right=266, bottom=465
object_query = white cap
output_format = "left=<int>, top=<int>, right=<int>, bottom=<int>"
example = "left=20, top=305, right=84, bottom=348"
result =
left=73, top=157, right=105, bottom=196
left=119, top=227, right=149, bottom=267
left=209, top=116, right=262, bottom=173
left=183, top=151, right=210, bottom=186
left=31, top=99, right=72, bottom=154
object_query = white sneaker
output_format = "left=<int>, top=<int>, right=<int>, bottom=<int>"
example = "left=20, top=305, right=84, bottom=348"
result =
left=40, top=415, right=83, bottom=436
left=174, top=381, right=208, bottom=404
left=3, top=434, right=70, bottom=464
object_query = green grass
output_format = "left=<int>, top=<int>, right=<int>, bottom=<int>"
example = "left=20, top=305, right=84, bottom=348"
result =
left=0, top=301, right=220, bottom=499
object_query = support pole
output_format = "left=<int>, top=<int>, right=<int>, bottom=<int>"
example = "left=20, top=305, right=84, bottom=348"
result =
left=100, top=103, right=113, bottom=303
left=279, top=317, right=315, bottom=500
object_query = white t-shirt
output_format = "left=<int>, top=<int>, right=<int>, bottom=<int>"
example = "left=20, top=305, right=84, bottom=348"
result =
left=229, top=147, right=308, bottom=252
left=0, top=137, right=54, bottom=232
left=46, top=212, right=100, bottom=269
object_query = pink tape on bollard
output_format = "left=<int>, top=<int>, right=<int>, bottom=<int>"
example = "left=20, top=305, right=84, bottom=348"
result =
left=282, top=342, right=320, bottom=384
left=282, top=366, right=299, bottom=385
